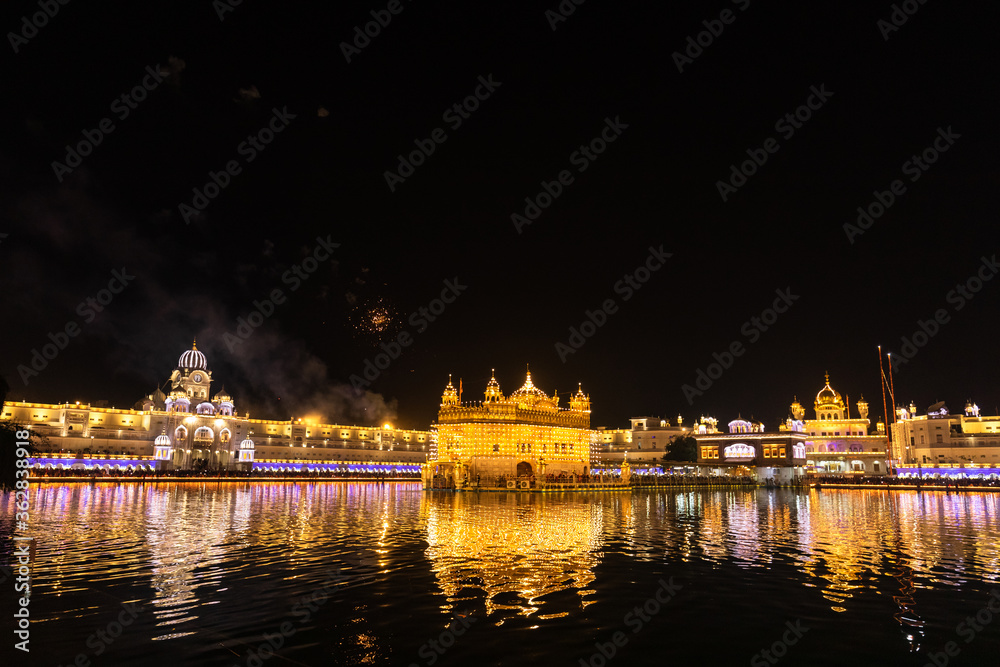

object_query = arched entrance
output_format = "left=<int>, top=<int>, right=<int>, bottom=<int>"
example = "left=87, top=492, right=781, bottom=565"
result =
left=517, top=461, right=533, bottom=477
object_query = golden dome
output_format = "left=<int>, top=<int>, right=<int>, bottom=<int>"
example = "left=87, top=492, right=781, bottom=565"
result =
left=484, top=369, right=504, bottom=402
left=815, top=373, right=845, bottom=408
left=510, top=370, right=549, bottom=400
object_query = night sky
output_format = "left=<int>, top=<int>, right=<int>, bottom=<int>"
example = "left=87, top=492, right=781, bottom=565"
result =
left=3, top=0, right=998, bottom=431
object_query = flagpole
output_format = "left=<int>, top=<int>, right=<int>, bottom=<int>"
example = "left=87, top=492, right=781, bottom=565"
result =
left=878, top=346, right=892, bottom=472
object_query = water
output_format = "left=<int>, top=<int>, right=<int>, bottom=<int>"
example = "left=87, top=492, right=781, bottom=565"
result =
left=5, top=483, right=1000, bottom=666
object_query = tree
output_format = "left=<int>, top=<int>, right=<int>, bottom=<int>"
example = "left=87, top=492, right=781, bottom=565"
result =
left=664, top=435, right=698, bottom=462
left=0, top=374, right=43, bottom=492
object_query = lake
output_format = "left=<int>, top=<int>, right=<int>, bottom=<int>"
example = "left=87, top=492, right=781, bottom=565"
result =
left=7, top=483, right=1000, bottom=666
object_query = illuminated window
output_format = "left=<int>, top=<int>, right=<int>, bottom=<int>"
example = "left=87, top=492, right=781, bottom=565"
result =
left=779, top=448, right=786, bottom=457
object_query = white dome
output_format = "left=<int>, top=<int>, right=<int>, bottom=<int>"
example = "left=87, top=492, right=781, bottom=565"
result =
left=154, top=434, right=171, bottom=446
left=239, top=438, right=255, bottom=450
left=178, top=341, right=207, bottom=370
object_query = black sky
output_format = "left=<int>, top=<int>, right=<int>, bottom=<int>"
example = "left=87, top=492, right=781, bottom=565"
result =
left=2, top=0, right=998, bottom=430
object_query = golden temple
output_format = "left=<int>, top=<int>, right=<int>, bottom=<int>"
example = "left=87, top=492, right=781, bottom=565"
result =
left=422, top=369, right=605, bottom=489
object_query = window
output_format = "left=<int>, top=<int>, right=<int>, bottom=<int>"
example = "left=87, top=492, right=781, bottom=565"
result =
left=936, top=434, right=943, bottom=444
left=779, top=448, right=786, bottom=458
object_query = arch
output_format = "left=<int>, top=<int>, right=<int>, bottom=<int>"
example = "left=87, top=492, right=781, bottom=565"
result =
left=724, top=443, right=755, bottom=460
left=516, top=461, right=533, bottom=477
left=175, top=425, right=188, bottom=440
left=193, top=426, right=214, bottom=441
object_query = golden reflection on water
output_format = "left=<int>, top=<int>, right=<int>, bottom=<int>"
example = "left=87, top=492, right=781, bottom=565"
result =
left=417, top=488, right=1000, bottom=636
left=421, top=492, right=604, bottom=620
left=11, top=483, right=1000, bottom=659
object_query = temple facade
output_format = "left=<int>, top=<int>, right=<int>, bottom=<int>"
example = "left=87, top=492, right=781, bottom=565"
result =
left=781, top=374, right=888, bottom=474
left=2, top=341, right=431, bottom=472
left=695, top=417, right=808, bottom=484
left=424, top=369, right=593, bottom=488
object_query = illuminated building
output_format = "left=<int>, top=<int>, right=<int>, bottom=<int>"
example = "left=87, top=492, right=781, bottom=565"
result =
left=696, top=417, right=808, bottom=484
left=782, top=375, right=888, bottom=474
left=423, top=369, right=594, bottom=488
left=1, top=341, right=431, bottom=472
left=594, top=426, right=632, bottom=465
left=891, top=400, right=1000, bottom=468
left=617, top=417, right=690, bottom=465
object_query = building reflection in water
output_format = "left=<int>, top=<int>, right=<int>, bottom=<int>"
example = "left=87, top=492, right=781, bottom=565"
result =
left=143, top=484, right=253, bottom=640
left=11, top=483, right=1000, bottom=659
left=421, top=491, right=604, bottom=621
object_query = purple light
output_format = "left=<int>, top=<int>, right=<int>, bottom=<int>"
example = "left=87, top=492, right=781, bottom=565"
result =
left=30, top=457, right=155, bottom=469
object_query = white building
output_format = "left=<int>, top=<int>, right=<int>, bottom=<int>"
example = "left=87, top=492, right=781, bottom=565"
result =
left=2, top=341, right=431, bottom=471
left=891, top=400, right=1000, bottom=468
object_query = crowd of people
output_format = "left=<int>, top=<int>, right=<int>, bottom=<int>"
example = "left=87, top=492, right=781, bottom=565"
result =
left=817, top=474, right=1000, bottom=488
left=631, top=474, right=758, bottom=487
left=448, top=472, right=761, bottom=489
